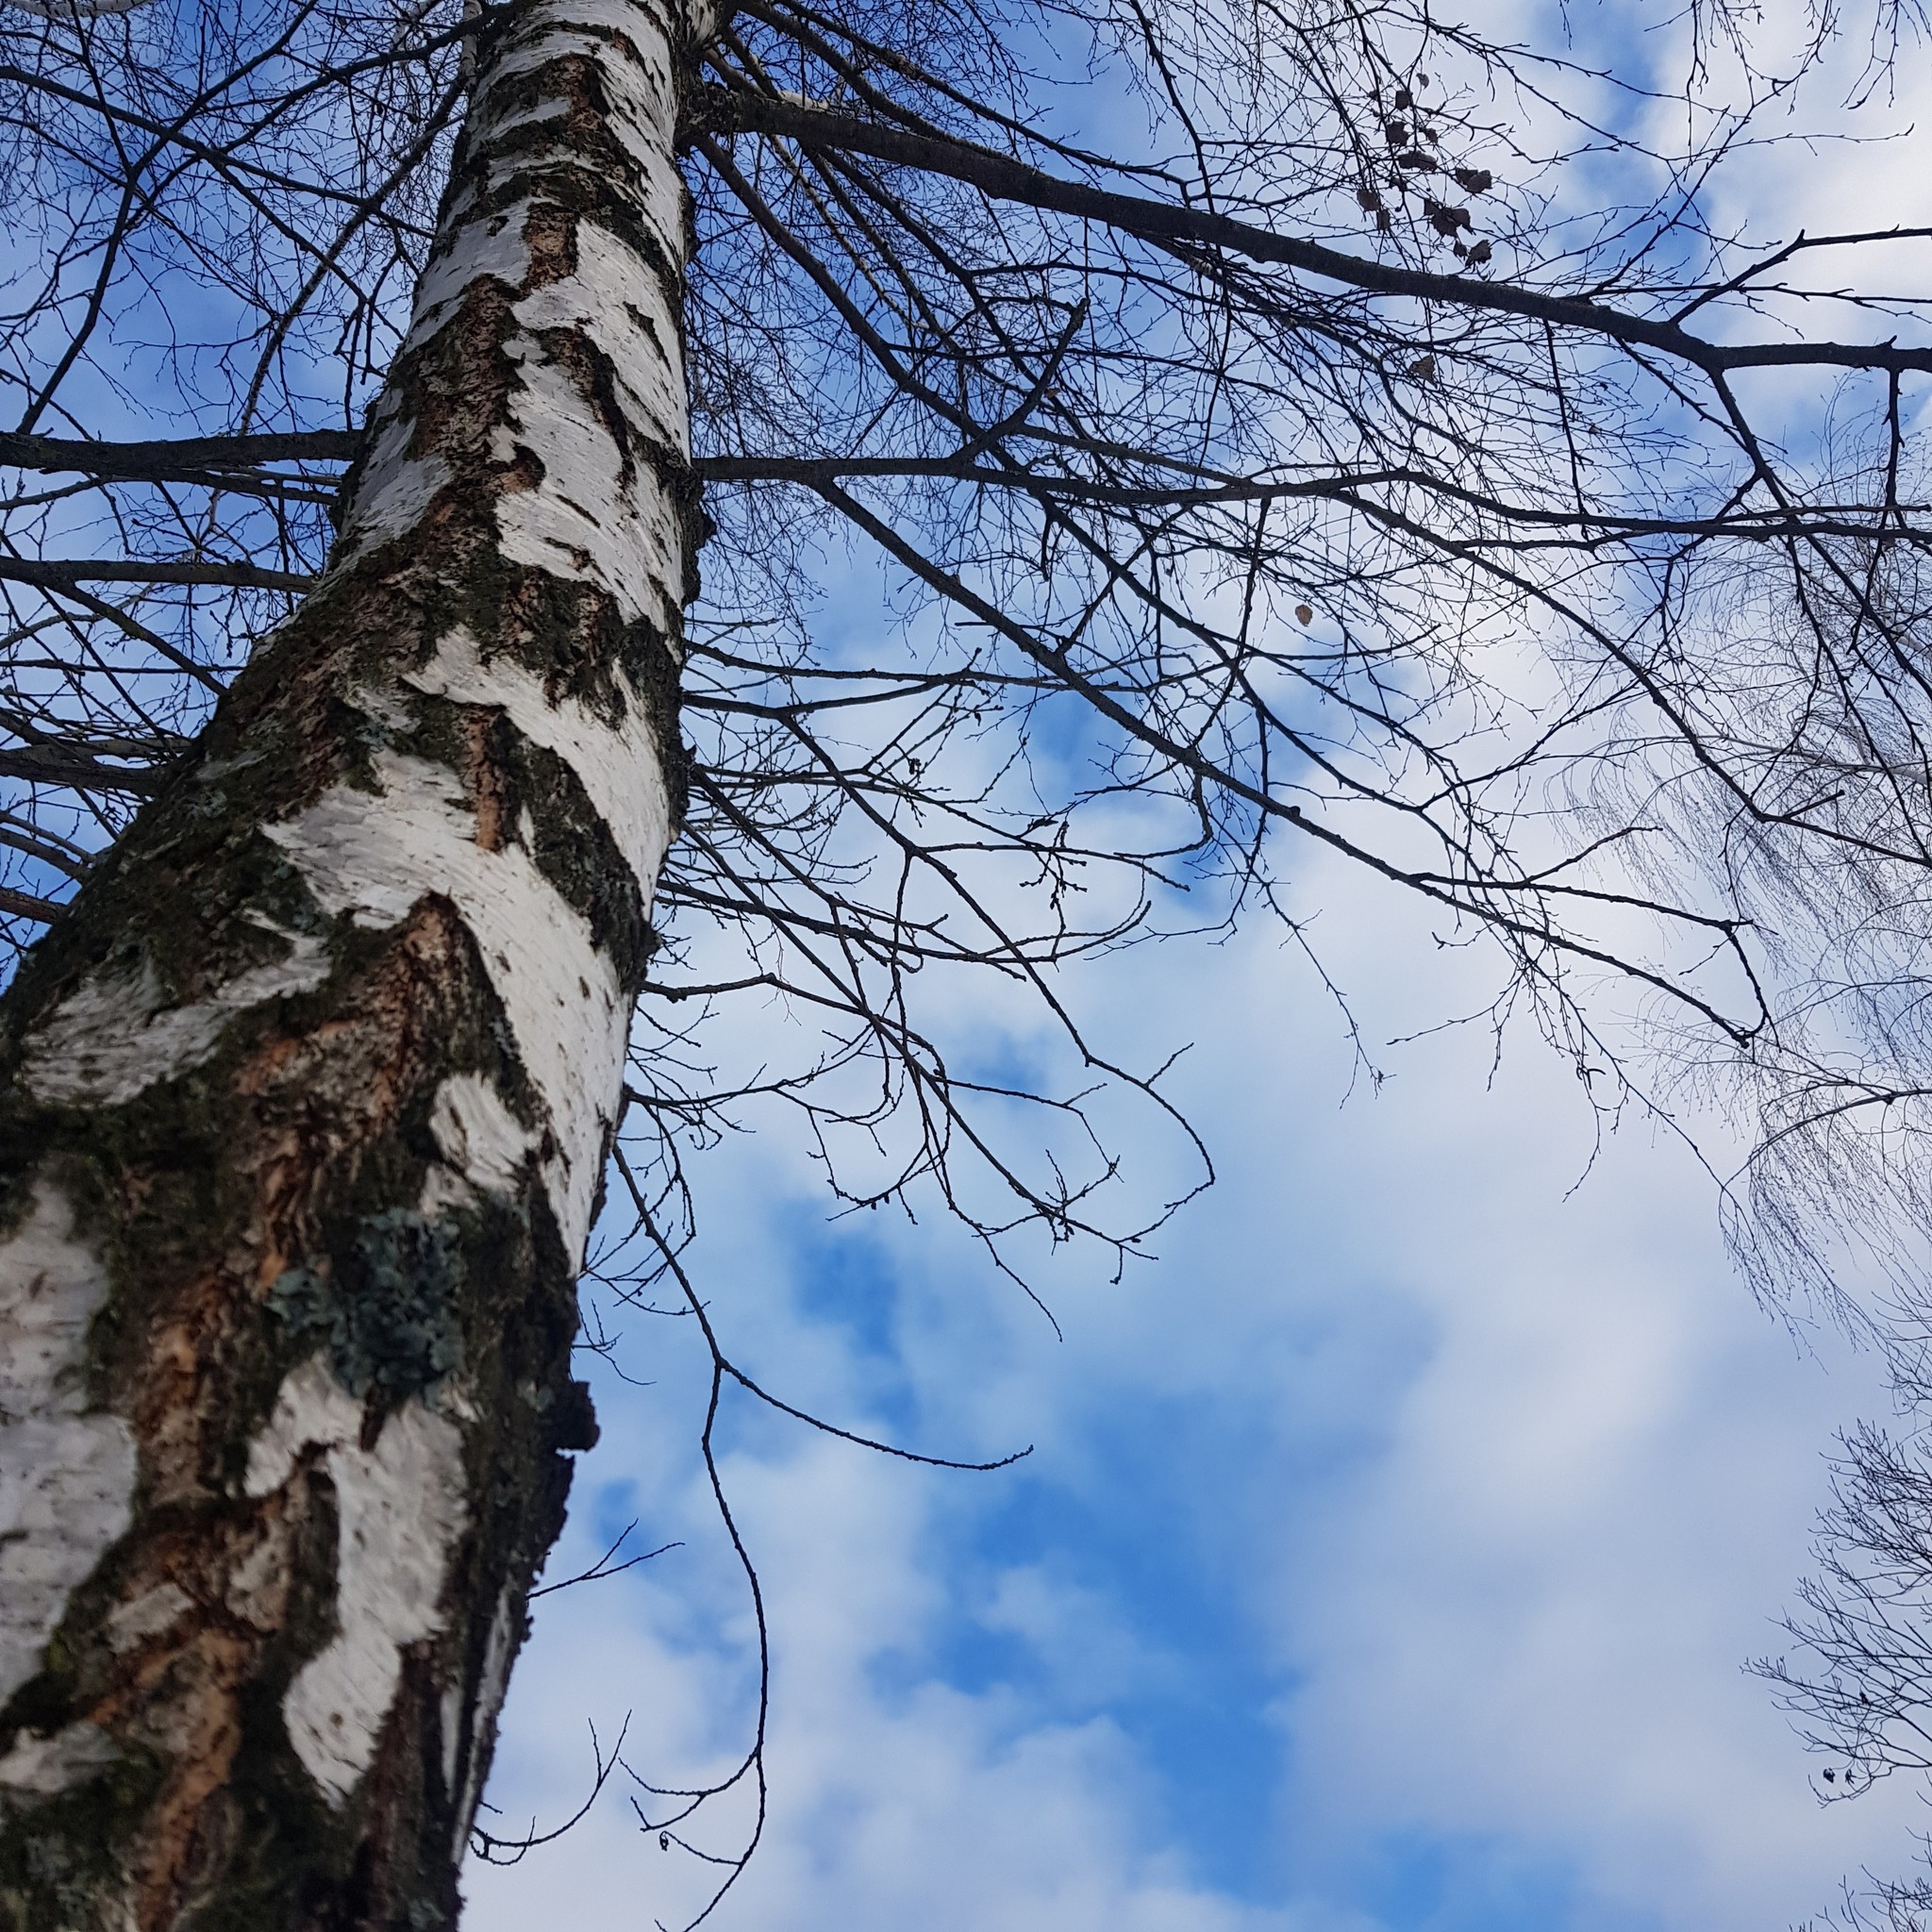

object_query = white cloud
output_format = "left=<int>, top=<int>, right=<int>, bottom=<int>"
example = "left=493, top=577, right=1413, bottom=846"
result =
left=461, top=834, right=1932, bottom=1932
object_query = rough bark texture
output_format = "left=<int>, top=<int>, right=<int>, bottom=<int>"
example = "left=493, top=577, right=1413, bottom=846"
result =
left=0, top=1, right=707, bottom=1923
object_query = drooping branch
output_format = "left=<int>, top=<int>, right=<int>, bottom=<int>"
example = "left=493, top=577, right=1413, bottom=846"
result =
left=0, top=427, right=361, bottom=482
left=701, top=87, right=1932, bottom=378
left=0, top=557, right=315, bottom=591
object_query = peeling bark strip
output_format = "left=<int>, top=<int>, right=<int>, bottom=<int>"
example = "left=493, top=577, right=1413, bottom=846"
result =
left=0, top=1, right=709, bottom=1924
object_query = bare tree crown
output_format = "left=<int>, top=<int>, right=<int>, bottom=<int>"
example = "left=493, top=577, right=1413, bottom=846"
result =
left=7, top=0, right=1932, bottom=1922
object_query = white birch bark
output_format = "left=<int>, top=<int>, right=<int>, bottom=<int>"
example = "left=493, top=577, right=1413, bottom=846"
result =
left=0, top=1, right=709, bottom=1923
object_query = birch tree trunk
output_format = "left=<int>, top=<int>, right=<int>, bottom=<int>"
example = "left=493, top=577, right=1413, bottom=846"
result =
left=0, top=1, right=706, bottom=1923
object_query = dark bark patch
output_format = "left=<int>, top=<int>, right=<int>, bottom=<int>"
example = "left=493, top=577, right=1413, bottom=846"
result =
left=460, top=712, right=511, bottom=854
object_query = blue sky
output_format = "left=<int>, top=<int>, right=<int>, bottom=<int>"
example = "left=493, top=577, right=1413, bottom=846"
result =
left=458, top=825, right=1932, bottom=1932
